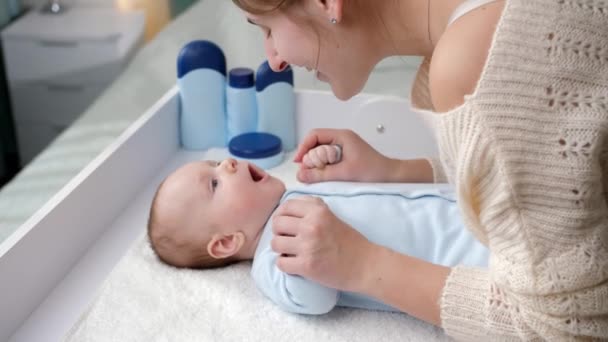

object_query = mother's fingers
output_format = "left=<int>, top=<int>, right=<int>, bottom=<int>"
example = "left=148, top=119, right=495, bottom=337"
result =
left=270, top=235, right=300, bottom=256
left=276, top=255, right=303, bottom=275
left=296, top=195, right=323, bottom=204
left=271, top=215, right=301, bottom=236
left=273, top=196, right=323, bottom=218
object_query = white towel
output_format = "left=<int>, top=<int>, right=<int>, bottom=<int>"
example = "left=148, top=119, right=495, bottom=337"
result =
left=66, top=232, right=450, bottom=341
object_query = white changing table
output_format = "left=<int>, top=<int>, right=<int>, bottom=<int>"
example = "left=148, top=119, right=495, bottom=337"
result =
left=0, top=86, right=439, bottom=342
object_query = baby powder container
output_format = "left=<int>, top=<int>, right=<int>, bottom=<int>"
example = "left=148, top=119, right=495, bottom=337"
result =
left=226, top=67, right=257, bottom=141
left=177, top=40, right=227, bottom=150
left=228, top=132, right=284, bottom=170
left=255, top=61, right=296, bottom=151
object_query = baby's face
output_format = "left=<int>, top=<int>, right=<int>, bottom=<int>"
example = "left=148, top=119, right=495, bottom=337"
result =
left=157, top=159, right=286, bottom=246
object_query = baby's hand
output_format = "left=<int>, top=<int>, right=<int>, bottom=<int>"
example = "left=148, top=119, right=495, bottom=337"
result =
left=302, top=145, right=342, bottom=169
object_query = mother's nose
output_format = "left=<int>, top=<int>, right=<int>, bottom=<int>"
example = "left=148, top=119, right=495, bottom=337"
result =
left=268, top=58, right=289, bottom=72
left=269, top=60, right=289, bottom=72
left=266, top=52, right=289, bottom=72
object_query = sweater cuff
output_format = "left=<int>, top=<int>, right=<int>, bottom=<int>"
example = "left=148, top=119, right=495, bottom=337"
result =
left=440, top=266, right=491, bottom=340
left=425, top=157, right=448, bottom=183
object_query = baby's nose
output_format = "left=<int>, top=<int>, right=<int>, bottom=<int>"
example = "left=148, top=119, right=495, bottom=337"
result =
left=221, top=158, right=237, bottom=173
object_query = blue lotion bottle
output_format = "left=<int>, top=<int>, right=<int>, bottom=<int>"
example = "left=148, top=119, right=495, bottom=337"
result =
left=226, top=68, right=257, bottom=141
left=256, top=61, right=296, bottom=151
left=177, top=40, right=227, bottom=150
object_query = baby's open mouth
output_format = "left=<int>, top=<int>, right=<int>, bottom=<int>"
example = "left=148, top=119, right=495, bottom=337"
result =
left=248, top=163, right=265, bottom=182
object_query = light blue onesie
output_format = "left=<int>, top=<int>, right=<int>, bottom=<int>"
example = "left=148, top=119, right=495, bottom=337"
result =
left=251, top=182, right=489, bottom=315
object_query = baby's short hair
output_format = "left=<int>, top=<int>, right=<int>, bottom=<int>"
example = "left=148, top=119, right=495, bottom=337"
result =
left=147, top=179, right=238, bottom=269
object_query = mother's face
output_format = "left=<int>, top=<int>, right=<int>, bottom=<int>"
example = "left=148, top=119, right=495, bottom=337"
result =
left=244, top=2, right=377, bottom=100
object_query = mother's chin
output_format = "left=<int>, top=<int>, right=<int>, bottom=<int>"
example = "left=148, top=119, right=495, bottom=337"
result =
left=330, top=80, right=366, bottom=101
left=327, top=67, right=371, bottom=101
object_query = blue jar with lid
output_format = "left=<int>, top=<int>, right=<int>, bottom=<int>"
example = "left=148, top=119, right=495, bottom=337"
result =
left=177, top=40, right=227, bottom=150
left=256, top=61, right=296, bottom=151
left=228, top=132, right=284, bottom=170
left=226, top=67, right=257, bottom=141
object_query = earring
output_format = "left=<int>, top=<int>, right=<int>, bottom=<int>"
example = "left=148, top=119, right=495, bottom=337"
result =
left=330, top=18, right=337, bottom=24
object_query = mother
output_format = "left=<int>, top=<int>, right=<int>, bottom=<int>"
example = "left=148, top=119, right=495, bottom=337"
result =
left=232, top=0, right=608, bottom=340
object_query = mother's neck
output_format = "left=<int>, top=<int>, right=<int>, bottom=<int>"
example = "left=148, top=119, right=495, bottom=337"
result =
left=371, top=0, right=467, bottom=59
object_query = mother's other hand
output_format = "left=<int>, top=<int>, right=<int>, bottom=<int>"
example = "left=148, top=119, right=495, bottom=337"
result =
left=293, top=129, right=396, bottom=183
left=271, top=196, right=377, bottom=292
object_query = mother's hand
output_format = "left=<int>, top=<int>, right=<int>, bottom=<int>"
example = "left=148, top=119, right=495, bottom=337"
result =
left=270, top=196, right=377, bottom=292
left=293, top=128, right=396, bottom=183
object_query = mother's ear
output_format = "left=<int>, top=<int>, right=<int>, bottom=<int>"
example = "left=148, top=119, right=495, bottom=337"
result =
left=207, top=232, right=246, bottom=259
left=314, top=0, right=343, bottom=23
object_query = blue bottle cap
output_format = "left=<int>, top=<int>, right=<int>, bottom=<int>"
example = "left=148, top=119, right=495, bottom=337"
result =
left=229, top=132, right=282, bottom=159
left=177, top=40, right=226, bottom=78
left=229, top=68, right=255, bottom=89
left=256, top=60, right=293, bottom=92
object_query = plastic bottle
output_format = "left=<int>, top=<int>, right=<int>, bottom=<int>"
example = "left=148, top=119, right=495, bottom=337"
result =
left=226, top=67, right=257, bottom=141
left=255, top=61, right=296, bottom=151
left=177, top=40, right=227, bottom=150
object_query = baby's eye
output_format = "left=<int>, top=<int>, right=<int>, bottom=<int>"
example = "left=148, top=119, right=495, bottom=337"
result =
left=211, top=179, right=218, bottom=191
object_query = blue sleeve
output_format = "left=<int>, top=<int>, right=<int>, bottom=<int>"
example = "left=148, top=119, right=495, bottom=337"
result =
left=251, top=240, right=339, bottom=315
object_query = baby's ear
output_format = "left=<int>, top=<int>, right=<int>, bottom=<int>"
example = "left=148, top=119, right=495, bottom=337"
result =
left=207, top=232, right=245, bottom=259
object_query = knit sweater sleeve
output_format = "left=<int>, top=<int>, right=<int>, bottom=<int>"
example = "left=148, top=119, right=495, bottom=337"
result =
left=439, top=126, right=608, bottom=341
left=434, top=0, right=608, bottom=340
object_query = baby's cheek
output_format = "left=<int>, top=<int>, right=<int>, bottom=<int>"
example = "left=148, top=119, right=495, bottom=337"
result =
left=236, top=194, right=263, bottom=212
left=232, top=182, right=276, bottom=213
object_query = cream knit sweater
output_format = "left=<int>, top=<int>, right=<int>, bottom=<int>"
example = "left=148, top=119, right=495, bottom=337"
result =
left=412, top=0, right=608, bottom=340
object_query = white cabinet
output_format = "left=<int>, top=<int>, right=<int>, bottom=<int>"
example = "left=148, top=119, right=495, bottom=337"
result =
left=1, top=7, right=144, bottom=164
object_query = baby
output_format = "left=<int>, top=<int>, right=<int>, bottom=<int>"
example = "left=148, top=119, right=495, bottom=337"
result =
left=148, top=146, right=489, bottom=314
